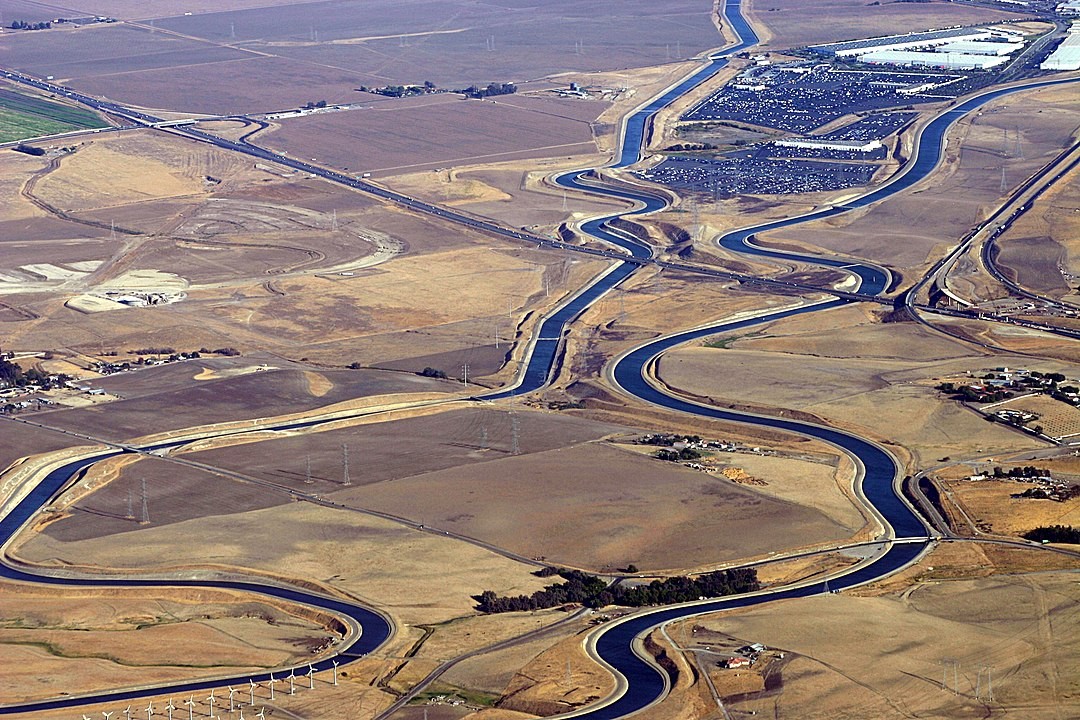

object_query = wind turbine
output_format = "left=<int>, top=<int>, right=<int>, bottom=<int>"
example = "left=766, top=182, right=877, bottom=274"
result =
left=255, top=710, right=265, bottom=720
left=227, top=687, right=236, bottom=713
left=83, top=715, right=93, bottom=720
left=207, top=690, right=216, bottom=719
left=307, top=664, right=315, bottom=689
left=165, top=700, right=175, bottom=720
left=332, top=660, right=339, bottom=686
left=248, top=680, right=257, bottom=706
left=124, top=706, right=132, bottom=720
left=145, top=701, right=155, bottom=720
left=267, top=675, right=278, bottom=701
left=238, top=707, right=245, bottom=720
left=103, top=712, right=114, bottom=720
left=287, top=670, right=296, bottom=695
left=184, top=697, right=195, bottom=720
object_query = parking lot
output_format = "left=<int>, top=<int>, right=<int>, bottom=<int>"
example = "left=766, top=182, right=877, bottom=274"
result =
left=637, top=155, right=879, bottom=196
left=683, top=66, right=967, bottom=133
left=821, top=111, right=918, bottom=141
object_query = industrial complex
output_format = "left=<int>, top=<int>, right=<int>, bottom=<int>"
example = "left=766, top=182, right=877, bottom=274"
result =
left=810, top=25, right=1025, bottom=69
left=1041, top=21, right=1080, bottom=69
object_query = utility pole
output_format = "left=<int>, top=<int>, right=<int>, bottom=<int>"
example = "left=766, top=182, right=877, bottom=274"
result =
left=139, top=478, right=150, bottom=525
left=342, top=444, right=351, bottom=485
left=462, top=363, right=468, bottom=387
left=941, top=659, right=960, bottom=694
left=511, top=412, right=521, bottom=455
left=305, top=456, right=313, bottom=484
left=977, top=666, right=994, bottom=701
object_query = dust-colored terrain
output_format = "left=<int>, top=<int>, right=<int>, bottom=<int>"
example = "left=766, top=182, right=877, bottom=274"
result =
left=675, top=563, right=1080, bottom=718
left=745, top=0, right=1025, bottom=49
left=0, top=2, right=728, bottom=115
left=260, top=94, right=605, bottom=178
left=0, top=583, right=336, bottom=704
left=2, top=1, right=1080, bottom=718
left=652, top=303, right=1078, bottom=466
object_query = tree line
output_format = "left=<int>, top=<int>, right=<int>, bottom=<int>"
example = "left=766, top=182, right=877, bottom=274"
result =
left=1022, top=525, right=1080, bottom=544
left=475, top=567, right=759, bottom=613
left=9, top=20, right=52, bottom=30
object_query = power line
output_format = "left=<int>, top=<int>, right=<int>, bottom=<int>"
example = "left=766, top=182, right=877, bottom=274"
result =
left=139, top=477, right=149, bottom=525
left=342, top=443, right=351, bottom=486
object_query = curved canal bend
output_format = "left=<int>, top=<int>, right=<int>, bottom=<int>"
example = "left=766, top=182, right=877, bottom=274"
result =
left=2, top=0, right=1079, bottom=714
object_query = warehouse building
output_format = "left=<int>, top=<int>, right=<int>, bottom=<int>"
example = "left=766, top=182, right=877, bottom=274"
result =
left=936, top=40, right=1018, bottom=56
left=810, top=28, right=997, bottom=57
left=1041, top=23, right=1080, bottom=70
left=774, top=138, right=883, bottom=152
left=858, top=50, right=1008, bottom=70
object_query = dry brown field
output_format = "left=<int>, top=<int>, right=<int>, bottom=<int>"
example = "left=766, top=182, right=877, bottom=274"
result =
left=14, top=498, right=553, bottom=627
left=993, top=154, right=1080, bottom=304
left=338, top=441, right=857, bottom=572
left=745, top=0, right=1025, bottom=49
left=651, top=303, right=1073, bottom=465
left=756, top=86, right=1080, bottom=274
left=0, top=420, right=83, bottom=473
left=676, top=567, right=1080, bottom=718
left=0, top=582, right=334, bottom=704
left=35, top=366, right=447, bottom=442
left=942, top=477, right=1080, bottom=537
left=258, top=95, right=602, bottom=178
left=383, top=159, right=631, bottom=237
left=0, top=1, right=727, bottom=114
left=176, top=402, right=864, bottom=572
left=0, top=128, right=612, bottom=375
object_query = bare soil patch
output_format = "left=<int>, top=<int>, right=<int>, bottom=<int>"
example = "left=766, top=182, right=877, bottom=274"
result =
left=260, top=96, right=599, bottom=178
left=679, top=567, right=1080, bottom=718
left=341, top=441, right=857, bottom=573
left=0, top=582, right=334, bottom=704
left=16, top=500, right=553, bottom=627
left=654, top=303, right=1066, bottom=465
left=943, top=477, right=1080, bottom=537
left=37, top=366, right=447, bottom=442
left=747, top=0, right=1025, bottom=49
left=0, top=421, right=83, bottom=475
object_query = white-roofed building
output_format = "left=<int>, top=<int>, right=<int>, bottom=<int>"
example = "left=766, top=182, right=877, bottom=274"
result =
left=858, top=50, right=1008, bottom=69
left=936, top=41, right=1017, bottom=56
left=1041, top=22, right=1080, bottom=70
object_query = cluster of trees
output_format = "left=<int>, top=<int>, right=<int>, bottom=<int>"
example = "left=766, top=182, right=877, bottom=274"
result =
left=616, top=568, right=759, bottom=607
left=654, top=447, right=702, bottom=462
left=419, top=367, right=447, bottom=379
left=13, top=145, right=46, bottom=156
left=128, top=346, right=238, bottom=357
left=475, top=567, right=759, bottom=613
left=936, top=382, right=1012, bottom=403
left=0, top=356, right=67, bottom=389
left=475, top=570, right=608, bottom=613
left=461, top=82, right=517, bottom=99
left=0, top=357, right=48, bottom=388
left=991, top=465, right=1050, bottom=479
left=1013, top=484, right=1080, bottom=502
left=665, top=142, right=718, bottom=152
left=8, top=20, right=52, bottom=30
left=303, top=100, right=328, bottom=109
left=1022, top=525, right=1080, bottom=544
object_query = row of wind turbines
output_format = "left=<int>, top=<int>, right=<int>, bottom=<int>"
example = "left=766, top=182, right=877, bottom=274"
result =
left=78, top=662, right=340, bottom=720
